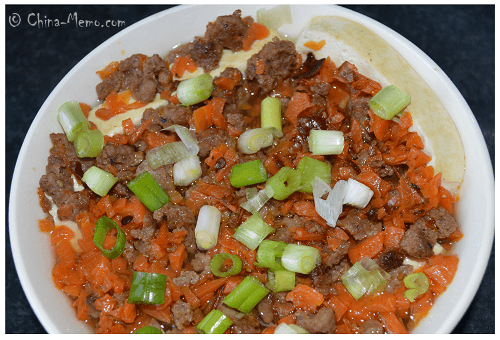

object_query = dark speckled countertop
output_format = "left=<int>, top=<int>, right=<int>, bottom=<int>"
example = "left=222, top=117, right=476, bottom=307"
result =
left=5, top=5, right=494, bottom=334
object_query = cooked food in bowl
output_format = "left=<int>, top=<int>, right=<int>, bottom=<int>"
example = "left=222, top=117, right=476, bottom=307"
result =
left=36, top=8, right=465, bottom=334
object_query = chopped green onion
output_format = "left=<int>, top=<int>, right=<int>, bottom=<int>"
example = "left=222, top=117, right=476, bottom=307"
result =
left=233, top=214, right=274, bottom=250
left=210, top=253, right=243, bottom=277
left=268, top=269, right=295, bottom=293
left=128, top=271, right=167, bottom=305
left=176, top=73, right=213, bottom=106
left=274, top=323, right=308, bottom=334
left=296, top=156, right=331, bottom=193
left=312, top=177, right=346, bottom=227
left=164, top=124, right=199, bottom=156
left=308, top=130, right=344, bottom=155
left=237, top=128, right=274, bottom=154
left=196, top=309, right=233, bottom=334
left=341, top=258, right=390, bottom=300
left=82, top=166, right=118, bottom=196
left=265, top=166, right=301, bottom=200
left=223, top=275, right=270, bottom=313
left=281, top=244, right=321, bottom=275
left=256, top=240, right=287, bottom=270
left=133, top=326, right=163, bottom=334
left=241, top=186, right=275, bottom=214
left=343, top=178, right=374, bottom=209
left=74, top=129, right=104, bottom=158
left=93, top=216, right=126, bottom=259
left=57, top=101, right=90, bottom=142
left=403, top=272, right=429, bottom=302
left=195, top=205, right=221, bottom=250
left=173, top=155, right=202, bottom=186
left=260, top=97, right=283, bottom=137
left=369, top=85, right=411, bottom=120
left=230, top=160, right=267, bottom=188
left=256, top=5, right=292, bottom=30
left=146, top=141, right=192, bottom=169
left=127, top=171, right=170, bottom=211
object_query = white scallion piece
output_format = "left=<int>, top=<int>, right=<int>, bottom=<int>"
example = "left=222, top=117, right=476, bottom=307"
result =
left=433, top=243, right=445, bottom=255
left=281, top=244, right=321, bottom=275
left=82, top=166, right=118, bottom=196
left=257, top=5, right=292, bottom=30
left=308, top=130, right=344, bottom=155
left=343, top=178, right=374, bottom=209
left=164, top=124, right=199, bottom=156
left=173, top=155, right=202, bottom=186
left=176, top=73, right=213, bottom=106
left=146, top=141, right=192, bottom=169
left=195, top=205, right=222, bottom=250
left=312, top=177, right=347, bottom=227
left=274, top=323, right=308, bottom=334
left=237, top=128, right=274, bottom=154
left=241, top=186, right=275, bottom=214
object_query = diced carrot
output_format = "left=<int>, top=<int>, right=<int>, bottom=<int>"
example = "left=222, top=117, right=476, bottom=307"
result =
left=168, top=244, right=187, bottom=273
left=369, top=110, right=391, bottom=141
left=119, top=196, right=148, bottom=226
left=384, top=226, right=405, bottom=249
left=292, top=200, right=320, bottom=218
left=193, top=104, right=214, bottom=132
left=51, top=225, right=75, bottom=246
left=378, top=311, right=408, bottom=334
left=210, top=97, right=227, bottom=129
left=286, top=284, right=324, bottom=311
left=255, top=58, right=265, bottom=75
left=284, top=92, right=312, bottom=125
left=242, top=22, right=270, bottom=51
left=348, top=231, right=385, bottom=264
left=410, top=290, right=434, bottom=324
left=356, top=170, right=391, bottom=198
left=170, top=55, right=197, bottom=78
left=79, top=102, right=92, bottom=118
left=292, top=227, right=324, bottom=241
left=325, top=295, right=348, bottom=322
left=96, top=61, right=119, bottom=79
left=358, top=292, right=396, bottom=313
left=191, top=277, right=228, bottom=299
left=38, top=218, right=55, bottom=233
left=223, top=276, right=245, bottom=295
left=277, top=314, right=296, bottom=325
left=181, top=286, right=201, bottom=309
left=423, top=254, right=459, bottom=293
left=303, top=39, right=326, bottom=51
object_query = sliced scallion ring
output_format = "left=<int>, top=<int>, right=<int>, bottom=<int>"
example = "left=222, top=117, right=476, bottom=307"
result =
left=260, top=96, right=283, bottom=137
left=82, top=166, right=118, bottom=196
left=281, top=244, right=321, bottom=275
left=210, top=253, right=243, bottom=277
left=308, top=130, right=344, bottom=155
left=127, top=271, right=167, bottom=305
left=93, top=216, right=126, bottom=259
left=195, top=205, right=222, bottom=250
left=296, top=156, right=331, bottom=193
left=268, top=269, right=295, bottom=293
left=222, top=275, right=270, bottom=313
left=74, top=129, right=104, bottom=158
left=237, top=128, right=274, bottom=154
left=127, top=171, right=170, bottom=212
left=369, top=85, right=411, bottom=120
left=403, top=272, right=429, bottom=302
left=164, top=124, right=199, bottom=156
left=196, top=309, right=233, bottom=334
left=173, top=155, right=202, bottom=186
left=255, top=239, right=287, bottom=270
left=57, top=101, right=90, bottom=142
left=265, top=166, right=301, bottom=200
left=133, top=326, right=163, bottom=334
left=232, top=214, right=274, bottom=251
left=146, top=141, right=192, bottom=169
left=176, top=73, right=213, bottom=106
left=230, top=159, right=268, bottom=188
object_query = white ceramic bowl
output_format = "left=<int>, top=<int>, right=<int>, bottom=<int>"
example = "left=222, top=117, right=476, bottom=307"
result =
left=9, top=5, right=494, bottom=334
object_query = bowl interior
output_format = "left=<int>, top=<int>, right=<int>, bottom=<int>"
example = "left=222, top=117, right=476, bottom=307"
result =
left=9, top=4, right=494, bottom=334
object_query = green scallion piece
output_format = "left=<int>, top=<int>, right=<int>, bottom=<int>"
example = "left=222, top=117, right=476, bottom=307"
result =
left=281, top=244, right=321, bottom=275
left=369, top=85, right=411, bottom=120
left=232, top=214, right=274, bottom=251
left=237, top=128, right=274, bottom=154
left=128, top=271, right=167, bottom=305
left=308, top=130, right=344, bottom=155
left=265, top=166, right=301, bottom=200
left=256, top=240, right=287, bottom=270
left=146, top=141, right=192, bottom=169
left=268, top=269, right=295, bottom=293
left=57, top=101, right=90, bottom=142
left=133, top=326, right=163, bottom=334
left=93, top=216, right=126, bottom=259
left=127, top=171, right=170, bottom=211
left=223, top=275, right=270, bottom=313
left=176, top=73, right=213, bottom=106
left=82, top=166, right=118, bottom=196
left=403, top=272, right=429, bottom=302
left=341, top=257, right=390, bottom=300
left=196, top=309, right=233, bottom=334
left=296, top=156, right=331, bottom=193
left=74, top=129, right=104, bottom=158
left=210, top=253, right=243, bottom=277
left=260, top=97, right=283, bottom=137
left=230, top=160, right=268, bottom=188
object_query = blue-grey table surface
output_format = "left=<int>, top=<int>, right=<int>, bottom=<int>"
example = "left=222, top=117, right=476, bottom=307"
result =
left=5, top=4, right=494, bottom=334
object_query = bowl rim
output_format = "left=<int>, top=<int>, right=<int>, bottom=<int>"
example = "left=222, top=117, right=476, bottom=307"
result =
left=9, top=4, right=495, bottom=334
